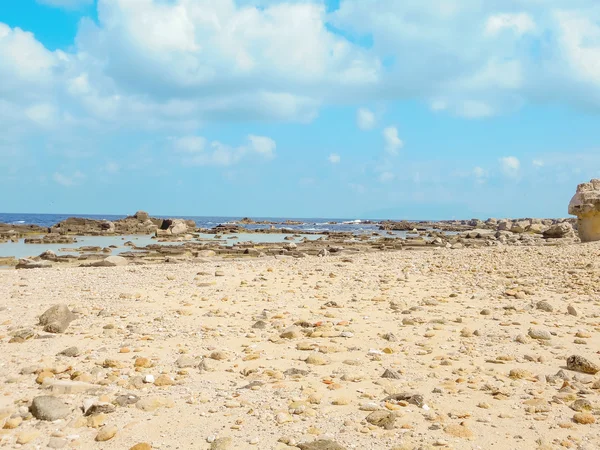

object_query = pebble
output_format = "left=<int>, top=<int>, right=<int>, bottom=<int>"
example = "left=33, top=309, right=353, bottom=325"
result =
left=95, top=425, right=118, bottom=441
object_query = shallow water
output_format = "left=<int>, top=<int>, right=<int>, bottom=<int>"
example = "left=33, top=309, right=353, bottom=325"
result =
left=0, top=233, right=328, bottom=259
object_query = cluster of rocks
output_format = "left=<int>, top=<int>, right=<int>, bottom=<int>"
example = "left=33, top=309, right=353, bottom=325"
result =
left=381, top=218, right=577, bottom=236
left=47, top=212, right=196, bottom=237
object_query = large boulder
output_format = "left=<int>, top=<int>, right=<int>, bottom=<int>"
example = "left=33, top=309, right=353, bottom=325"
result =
left=543, top=222, right=574, bottom=239
left=39, top=304, right=76, bottom=333
left=569, top=179, right=600, bottom=242
left=134, top=211, right=150, bottom=221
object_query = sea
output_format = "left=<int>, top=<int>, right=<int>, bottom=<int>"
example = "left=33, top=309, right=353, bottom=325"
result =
left=0, top=213, right=387, bottom=234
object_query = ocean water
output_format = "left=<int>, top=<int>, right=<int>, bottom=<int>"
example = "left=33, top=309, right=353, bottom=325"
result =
left=0, top=213, right=387, bottom=233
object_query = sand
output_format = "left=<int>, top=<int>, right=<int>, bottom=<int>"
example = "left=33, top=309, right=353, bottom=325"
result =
left=1, top=243, right=600, bottom=449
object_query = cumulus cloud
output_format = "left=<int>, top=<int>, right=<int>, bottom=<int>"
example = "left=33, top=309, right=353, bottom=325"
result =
left=383, top=126, right=403, bottom=155
left=499, top=156, right=521, bottom=178
left=328, top=153, right=341, bottom=164
left=356, top=108, right=376, bottom=130
left=173, top=134, right=276, bottom=167
left=484, top=13, right=536, bottom=37
left=248, top=135, right=276, bottom=159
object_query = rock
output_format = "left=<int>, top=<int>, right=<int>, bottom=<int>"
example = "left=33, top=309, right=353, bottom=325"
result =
left=169, top=220, right=188, bottom=235
left=528, top=328, right=552, bottom=340
left=511, top=220, right=531, bottom=233
left=210, top=437, right=232, bottom=450
left=567, top=355, right=600, bottom=374
left=175, top=355, right=196, bottom=368
left=298, top=440, right=347, bottom=450
left=305, top=353, right=330, bottom=365
left=84, top=402, right=116, bottom=416
left=383, top=393, right=425, bottom=407
left=134, top=211, right=150, bottom=221
left=16, top=259, right=52, bottom=269
left=381, top=369, right=401, bottom=379
left=16, top=430, right=41, bottom=444
left=130, top=444, right=152, bottom=450
left=114, top=394, right=140, bottom=407
left=136, top=396, right=175, bottom=412
left=569, top=179, right=600, bottom=242
left=96, top=424, right=118, bottom=441
left=366, top=410, right=396, bottom=429
left=58, top=346, right=81, bottom=357
left=567, top=305, right=578, bottom=316
left=280, top=326, right=303, bottom=339
left=30, top=396, right=71, bottom=421
left=39, top=304, right=76, bottom=333
left=573, top=413, right=596, bottom=424
left=536, top=301, right=553, bottom=312
left=444, top=423, right=475, bottom=439
left=47, top=437, right=68, bottom=448
left=39, top=250, right=58, bottom=261
left=543, top=222, right=574, bottom=239
left=90, top=255, right=128, bottom=267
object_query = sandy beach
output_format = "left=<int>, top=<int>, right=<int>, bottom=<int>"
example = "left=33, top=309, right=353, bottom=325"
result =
left=2, top=243, right=600, bottom=450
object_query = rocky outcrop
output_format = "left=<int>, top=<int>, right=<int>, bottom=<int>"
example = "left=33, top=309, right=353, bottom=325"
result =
left=543, top=222, right=574, bottom=239
left=569, top=179, right=600, bottom=242
left=49, top=212, right=196, bottom=236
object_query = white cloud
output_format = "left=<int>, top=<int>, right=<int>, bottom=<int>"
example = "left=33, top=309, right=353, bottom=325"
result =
left=174, top=134, right=276, bottom=167
left=532, top=159, right=545, bottom=167
left=248, top=135, right=276, bottom=159
left=484, top=13, right=536, bottom=37
left=357, top=108, right=376, bottom=130
left=383, top=126, right=403, bottom=155
left=53, top=171, right=85, bottom=187
left=25, top=103, right=57, bottom=127
left=173, top=136, right=206, bottom=154
left=328, top=153, right=341, bottom=164
left=499, top=156, right=521, bottom=178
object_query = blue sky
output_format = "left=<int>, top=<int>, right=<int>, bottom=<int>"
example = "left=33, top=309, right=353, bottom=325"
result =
left=1, top=0, right=600, bottom=219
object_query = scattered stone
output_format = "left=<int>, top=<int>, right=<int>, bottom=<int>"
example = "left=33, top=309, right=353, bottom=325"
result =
left=96, top=424, right=118, bottom=441
left=567, top=355, right=600, bottom=374
left=39, top=304, right=76, bottom=333
left=30, top=396, right=71, bottom=421
left=298, top=440, right=347, bottom=450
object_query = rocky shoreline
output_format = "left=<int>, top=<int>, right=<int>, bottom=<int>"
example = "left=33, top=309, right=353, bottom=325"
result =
left=0, top=210, right=581, bottom=270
